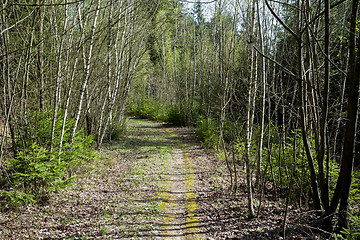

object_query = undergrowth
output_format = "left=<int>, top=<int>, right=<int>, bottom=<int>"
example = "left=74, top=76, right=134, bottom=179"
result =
left=194, top=118, right=360, bottom=236
left=195, top=116, right=218, bottom=149
left=194, top=116, right=236, bottom=149
left=126, top=99, right=187, bottom=126
left=0, top=110, right=94, bottom=208
left=335, top=213, right=360, bottom=240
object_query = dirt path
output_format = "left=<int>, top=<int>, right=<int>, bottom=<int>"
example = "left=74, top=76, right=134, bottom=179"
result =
left=1, top=118, right=318, bottom=239
left=158, top=148, right=187, bottom=239
left=158, top=129, right=202, bottom=239
left=0, top=119, right=207, bottom=239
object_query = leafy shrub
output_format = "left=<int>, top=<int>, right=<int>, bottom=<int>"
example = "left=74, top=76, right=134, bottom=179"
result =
left=234, top=125, right=311, bottom=201
left=127, top=99, right=165, bottom=120
left=335, top=214, right=360, bottom=240
left=261, top=128, right=312, bottom=200
left=165, top=106, right=186, bottom=126
left=0, top=190, right=36, bottom=208
left=234, top=123, right=346, bottom=207
left=5, top=143, right=76, bottom=202
left=350, top=170, right=360, bottom=208
left=127, top=99, right=189, bottom=126
left=195, top=116, right=218, bottom=149
left=110, top=122, right=127, bottom=141
left=222, top=120, right=240, bottom=143
left=1, top=110, right=94, bottom=206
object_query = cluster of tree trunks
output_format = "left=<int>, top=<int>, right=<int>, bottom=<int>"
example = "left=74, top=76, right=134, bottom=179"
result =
left=1, top=0, right=359, bottom=232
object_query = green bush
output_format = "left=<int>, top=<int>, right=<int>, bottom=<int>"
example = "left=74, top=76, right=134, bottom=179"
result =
left=335, top=214, right=360, bottom=240
left=261, top=129, right=312, bottom=199
left=195, top=116, right=218, bottom=149
left=1, top=110, right=94, bottom=207
left=222, top=120, right=239, bottom=143
left=127, top=99, right=165, bottom=120
left=127, top=99, right=189, bottom=126
left=110, top=122, right=127, bottom=141
left=234, top=126, right=311, bottom=201
left=5, top=143, right=76, bottom=202
left=165, top=107, right=186, bottom=126
left=350, top=170, right=360, bottom=208
left=234, top=124, right=347, bottom=206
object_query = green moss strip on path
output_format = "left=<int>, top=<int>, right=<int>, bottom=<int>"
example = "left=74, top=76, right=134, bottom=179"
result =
left=161, top=129, right=201, bottom=239
left=0, top=119, right=205, bottom=239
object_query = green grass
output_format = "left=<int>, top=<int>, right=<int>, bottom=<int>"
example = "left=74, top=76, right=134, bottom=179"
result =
left=1, top=118, right=179, bottom=239
left=100, top=118, right=174, bottom=238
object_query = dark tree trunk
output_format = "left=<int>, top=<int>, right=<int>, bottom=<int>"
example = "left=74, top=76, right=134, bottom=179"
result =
left=328, top=0, right=359, bottom=230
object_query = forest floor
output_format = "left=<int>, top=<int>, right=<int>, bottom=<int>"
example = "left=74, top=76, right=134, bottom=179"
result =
left=0, top=119, right=329, bottom=239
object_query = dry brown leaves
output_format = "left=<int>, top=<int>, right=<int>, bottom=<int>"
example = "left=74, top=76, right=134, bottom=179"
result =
left=0, top=120, right=329, bottom=239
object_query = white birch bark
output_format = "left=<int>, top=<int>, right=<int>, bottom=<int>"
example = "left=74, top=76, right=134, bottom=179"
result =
left=59, top=5, right=79, bottom=155
left=256, top=0, right=266, bottom=188
left=70, top=0, right=100, bottom=148
left=50, top=0, right=69, bottom=152
left=245, top=0, right=257, bottom=218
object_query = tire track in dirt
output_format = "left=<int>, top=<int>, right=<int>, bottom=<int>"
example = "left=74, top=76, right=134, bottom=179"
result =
left=0, top=119, right=208, bottom=239
left=158, top=129, right=201, bottom=239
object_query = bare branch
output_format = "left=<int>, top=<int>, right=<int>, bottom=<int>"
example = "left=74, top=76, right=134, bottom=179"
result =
left=305, top=0, right=348, bottom=29
left=0, top=10, right=35, bottom=35
left=253, top=45, right=297, bottom=79
left=264, top=0, right=300, bottom=41
left=306, top=22, right=347, bottom=78
left=9, top=0, right=84, bottom=7
left=177, top=0, right=217, bottom=3
left=268, top=0, right=301, bottom=11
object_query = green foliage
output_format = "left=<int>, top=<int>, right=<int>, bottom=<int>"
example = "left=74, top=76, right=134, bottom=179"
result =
left=6, top=143, right=77, bottom=199
left=329, top=160, right=341, bottom=199
left=222, top=120, right=238, bottom=143
left=263, top=128, right=312, bottom=200
left=234, top=125, right=311, bottom=201
left=233, top=122, right=350, bottom=207
left=110, top=123, right=127, bottom=141
left=164, top=106, right=186, bottom=126
left=335, top=214, right=360, bottom=240
left=127, top=99, right=165, bottom=121
left=127, top=99, right=188, bottom=126
left=0, top=190, right=35, bottom=208
left=350, top=170, right=360, bottom=207
left=1, top=110, right=94, bottom=207
left=195, top=116, right=218, bottom=149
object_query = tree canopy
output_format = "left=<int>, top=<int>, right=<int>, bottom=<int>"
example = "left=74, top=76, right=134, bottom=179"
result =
left=1, top=0, right=360, bottom=236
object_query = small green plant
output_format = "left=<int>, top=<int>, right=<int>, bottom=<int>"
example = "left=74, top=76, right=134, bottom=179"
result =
left=5, top=143, right=76, bottom=203
left=335, top=214, right=360, bottom=240
left=1, top=110, right=94, bottom=207
left=165, top=106, right=186, bottom=126
left=195, top=116, right=218, bottom=149
left=350, top=170, right=360, bottom=208
left=59, top=216, right=76, bottom=226
left=110, top=123, right=127, bottom=141
left=127, top=99, right=165, bottom=120
left=0, top=190, right=35, bottom=208
left=102, top=209, right=111, bottom=217
left=100, top=225, right=109, bottom=234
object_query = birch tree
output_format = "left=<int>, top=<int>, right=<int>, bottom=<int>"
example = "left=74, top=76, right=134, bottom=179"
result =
left=70, top=0, right=101, bottom=148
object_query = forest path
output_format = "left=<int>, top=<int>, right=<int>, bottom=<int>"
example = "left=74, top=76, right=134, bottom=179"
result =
left=158, top=129, right=201, bottom=239
left=0, top=118, right=209, bottom=239
left=102, top=119, right=205, bottom=239
left=1, top=118, right=314, bottom=239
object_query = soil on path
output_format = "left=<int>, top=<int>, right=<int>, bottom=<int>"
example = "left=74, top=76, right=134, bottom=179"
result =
left=0, top=119, right=207, bottom=239
left=158, top=148, right=191, bottom=239
left=158, top=129, right=203, bottom=239
left=0, top=119, right=326, bottom=239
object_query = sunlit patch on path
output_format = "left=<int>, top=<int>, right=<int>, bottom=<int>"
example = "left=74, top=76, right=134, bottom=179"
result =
left=157, top=130, right=201, bottom=239
left=0, top=119, right=207, bottom=239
